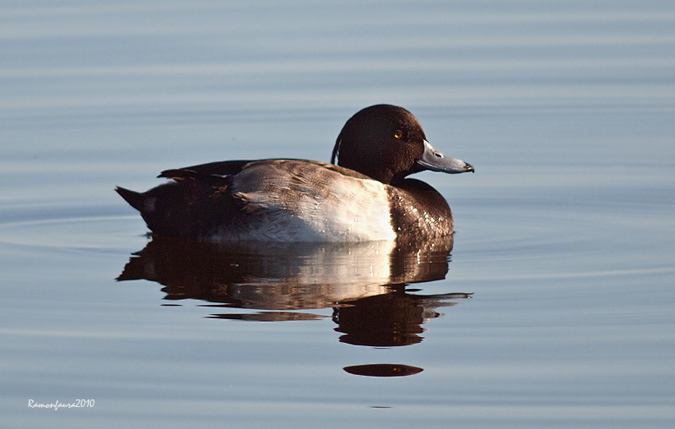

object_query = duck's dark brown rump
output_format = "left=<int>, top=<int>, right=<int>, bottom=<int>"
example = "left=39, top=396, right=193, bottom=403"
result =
left=115, top=174, right=243, bottom=239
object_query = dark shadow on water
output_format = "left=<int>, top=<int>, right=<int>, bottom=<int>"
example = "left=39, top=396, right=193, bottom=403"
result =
left=117, top=235, right=472, bottom=377
left=343, top=364, right=424, bottom=377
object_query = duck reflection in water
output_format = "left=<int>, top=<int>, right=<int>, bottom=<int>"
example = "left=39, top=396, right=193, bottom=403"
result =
left=118, top=235, right=471, bottom=343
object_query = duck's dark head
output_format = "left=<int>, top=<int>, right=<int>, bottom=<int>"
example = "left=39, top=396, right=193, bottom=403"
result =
left=331, top=104, right=474, bottom=184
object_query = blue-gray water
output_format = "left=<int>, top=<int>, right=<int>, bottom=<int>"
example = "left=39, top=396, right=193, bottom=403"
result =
left=2, top=1, right=674, bottom=428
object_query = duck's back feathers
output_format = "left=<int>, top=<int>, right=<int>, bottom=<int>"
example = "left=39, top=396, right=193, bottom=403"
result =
left=119, top=160, right=398, bottom=242
left=158, top=160, right=251, bottom=180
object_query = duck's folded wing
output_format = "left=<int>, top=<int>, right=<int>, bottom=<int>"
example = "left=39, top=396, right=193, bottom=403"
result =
left=158, top=160, right=255, bottom=182
left=228, top=160, right=396, bottom=241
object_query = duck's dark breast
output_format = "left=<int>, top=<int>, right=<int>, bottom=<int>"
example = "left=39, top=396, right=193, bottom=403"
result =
left=386, top=179, right=454, bottom=240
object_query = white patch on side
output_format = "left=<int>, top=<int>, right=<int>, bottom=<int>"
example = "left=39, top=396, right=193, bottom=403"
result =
left=299, top=178, right=395, bottom=241
left=221, top=161, right=396, bottom=242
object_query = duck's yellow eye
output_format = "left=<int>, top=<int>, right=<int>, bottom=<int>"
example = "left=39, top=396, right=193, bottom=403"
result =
left=394, top=130, right=403, bottom=139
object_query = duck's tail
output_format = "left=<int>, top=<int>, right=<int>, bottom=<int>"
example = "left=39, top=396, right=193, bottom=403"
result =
left=115, top=186, right=145, bottom=212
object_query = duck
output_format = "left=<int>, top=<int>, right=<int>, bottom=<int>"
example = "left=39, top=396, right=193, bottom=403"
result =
left=116, top=104, right=474, bottom=242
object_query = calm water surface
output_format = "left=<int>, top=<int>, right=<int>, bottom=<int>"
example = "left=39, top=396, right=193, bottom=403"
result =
left=2, top=1, right=674, bottom=428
